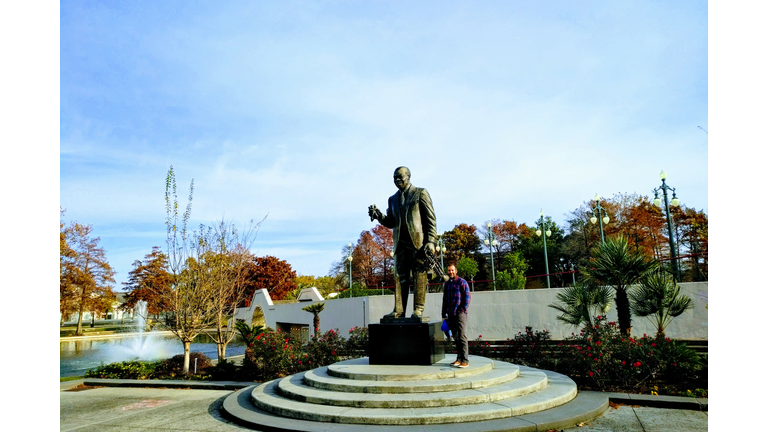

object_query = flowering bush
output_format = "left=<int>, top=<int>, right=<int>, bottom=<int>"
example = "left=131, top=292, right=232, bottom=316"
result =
left=305, top=329, right=345, bottom=366
left=243, top=329, right=304, bottom=380
left=239, top=327, right=370, bottom=381
left=557, top=316, right=704, bottom=390
left=345, top=325, right=369, bottom=357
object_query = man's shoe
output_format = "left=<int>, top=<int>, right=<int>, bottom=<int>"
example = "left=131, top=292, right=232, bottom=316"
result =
left=451, top=360, right=461, bottom=366
left=411, top=307, right=424, bottom=318
left=458, top=362, right=469, bottom=368
left=384, top=310, right=404, bottom=319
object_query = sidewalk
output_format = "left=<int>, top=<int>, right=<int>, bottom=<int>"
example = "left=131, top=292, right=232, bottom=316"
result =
left=60, top=379, right=708, bottom=432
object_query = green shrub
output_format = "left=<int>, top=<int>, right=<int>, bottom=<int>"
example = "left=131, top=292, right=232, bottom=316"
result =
left=337, top=287, right=394, bottom=298
left=85, top=360, right=161, bottom=379
left=500, top=327, right=556, bottom=370
left=161, top=352, right=213, bottom=376
left=203, top=359, right=241, bottom=381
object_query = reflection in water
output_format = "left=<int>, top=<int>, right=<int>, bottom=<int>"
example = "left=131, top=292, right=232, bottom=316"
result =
left=60, top=333, right=245, bottom=377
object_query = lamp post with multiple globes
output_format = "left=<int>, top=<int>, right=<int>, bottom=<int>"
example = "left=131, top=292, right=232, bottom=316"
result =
left=653, top=171, right=681, bottom=282
left=591, top=193, right=610, bottom=245
left=535, top=210, right=552, bottom=289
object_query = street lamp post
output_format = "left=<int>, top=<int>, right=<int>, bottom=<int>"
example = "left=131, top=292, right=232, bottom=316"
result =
left=653, top=170, right=681, bottom=282
left=483, top=222, right=498, bottom=291
left=535, top=210, right=552, bottom=289
left=346, top=242, right=353, bottom=289
left=570, top=264, right=576, bottom=286
left=590, top=193, right=610, bottom=245
left=436, top=232, right=447, bottom=271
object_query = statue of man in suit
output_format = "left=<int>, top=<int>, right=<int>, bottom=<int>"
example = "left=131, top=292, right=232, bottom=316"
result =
left=368, top=166, right=437, bottom=318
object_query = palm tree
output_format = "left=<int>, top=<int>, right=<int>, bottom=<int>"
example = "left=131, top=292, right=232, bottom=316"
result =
left=583, top=236, right=658, bottom=336
left=629, top=272, right=693, bottom=339
left=548, top=280, right=613, bottom=333
left=235, top=321, right=264, bottom=368
left=302, top=302, right=325, bottom=337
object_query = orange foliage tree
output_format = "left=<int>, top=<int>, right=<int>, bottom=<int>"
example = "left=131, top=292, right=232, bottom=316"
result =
left=60, top=221, right=116, bottom=335
left=443, top=223, right=481, bottom=264
left=242, top=255, right=298, bottom=301
left=121, top=246, right=172, bottom=319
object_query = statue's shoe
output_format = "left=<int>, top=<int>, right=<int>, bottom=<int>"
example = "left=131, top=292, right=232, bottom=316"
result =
left=383, top=311, right=404, bottom=318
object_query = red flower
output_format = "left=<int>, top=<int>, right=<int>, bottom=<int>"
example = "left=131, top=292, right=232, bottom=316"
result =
left=596, top=341, right=601, bottom=346
left=588, top=371, right=594, bottom=377
left=634, top=361, right=641, bottom=367
left=651, top=343, right=656, bottom=347
left=622, top=361, right=626, bottom=365
left=479, top=335, right=483, bottom=338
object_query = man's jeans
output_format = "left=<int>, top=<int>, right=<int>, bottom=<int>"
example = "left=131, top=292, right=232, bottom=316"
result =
left=447, top=311, right=469, bottom=363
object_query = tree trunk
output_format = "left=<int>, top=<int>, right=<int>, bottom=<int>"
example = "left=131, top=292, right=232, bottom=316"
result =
left=75, top=307, right=84, bottom=336
left=217, top=342, right=226, bottom=362
left=615, top=288, right=632, bottom=337
left=182, top=340, right=191, bottom=374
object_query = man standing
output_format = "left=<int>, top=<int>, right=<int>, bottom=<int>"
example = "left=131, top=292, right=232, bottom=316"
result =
left=442, top=264, right=471, bottom=368
left=368, top=166, right=437, bottom=319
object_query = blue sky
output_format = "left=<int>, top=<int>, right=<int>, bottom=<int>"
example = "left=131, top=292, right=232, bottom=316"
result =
left=58, top=1, right=709, bottom=289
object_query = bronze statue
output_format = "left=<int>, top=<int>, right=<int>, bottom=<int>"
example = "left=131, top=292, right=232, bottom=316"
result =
left=368, top=167, right=437, bottom=318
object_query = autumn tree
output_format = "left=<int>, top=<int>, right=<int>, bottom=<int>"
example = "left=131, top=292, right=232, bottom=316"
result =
left=671, top=205, right=708, bottom=281
left=443, top=223, right=481, bottom=263
left=121, top=246, right=172, bottom=319
left=329, top=224, right=395, bottom=290
left=242, top=255, right=298, bottom=301
left=60, top=209, right=78, bottom=324
left=60, top=221, right=117, bottom=335
left=292, top=275, right=339, bottom=298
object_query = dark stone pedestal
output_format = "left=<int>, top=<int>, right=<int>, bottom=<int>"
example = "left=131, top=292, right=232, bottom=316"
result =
left=368, top=321, right=445, bottom=365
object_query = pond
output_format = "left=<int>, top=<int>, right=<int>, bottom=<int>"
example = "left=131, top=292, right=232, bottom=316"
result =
left=60, top=332, right=247, bottom=377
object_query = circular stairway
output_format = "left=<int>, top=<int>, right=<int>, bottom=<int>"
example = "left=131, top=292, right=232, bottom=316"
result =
left=222, top=355, right=608, bottom=431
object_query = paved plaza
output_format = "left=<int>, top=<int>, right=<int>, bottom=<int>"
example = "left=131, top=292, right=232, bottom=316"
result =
left=60, top=380, right=709, bottom=432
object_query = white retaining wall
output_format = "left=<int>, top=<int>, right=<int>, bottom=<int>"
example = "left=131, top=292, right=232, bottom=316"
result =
left=247, top=282, right=708, bottom=340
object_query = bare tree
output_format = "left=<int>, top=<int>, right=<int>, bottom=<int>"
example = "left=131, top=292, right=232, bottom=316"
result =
left=162, top=166, right=217, bottom=374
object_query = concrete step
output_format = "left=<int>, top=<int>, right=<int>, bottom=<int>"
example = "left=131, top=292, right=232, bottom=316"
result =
left=325, top=356, right=494, bottom=381
left=303, top=361, right=520, bottom=394
left=277, top=368, right=546, bottom=408
left=251, top=371, right=577, bottom=425
left=222, top=365, right=608, bottom=431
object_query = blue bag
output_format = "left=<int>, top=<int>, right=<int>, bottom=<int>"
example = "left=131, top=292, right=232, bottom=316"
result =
left=441, top=319, right=449, bottom=332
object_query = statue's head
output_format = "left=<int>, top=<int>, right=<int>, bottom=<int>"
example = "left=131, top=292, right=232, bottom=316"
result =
left=393, top=166, right=411, bottom=191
